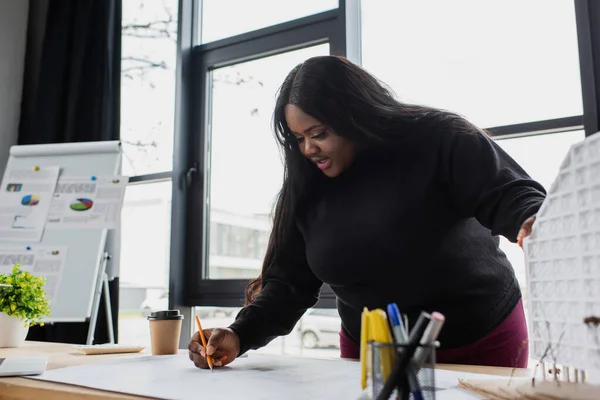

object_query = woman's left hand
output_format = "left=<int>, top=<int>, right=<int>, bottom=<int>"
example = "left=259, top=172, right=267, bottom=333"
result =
left=517, top=215, right=536, bottom=248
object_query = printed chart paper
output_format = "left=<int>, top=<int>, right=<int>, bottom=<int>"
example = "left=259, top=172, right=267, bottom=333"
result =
left=46, top=176, right=128, bottom=230
left=0, top=167, right=60, bottom=242
left=0, top=245, right=68, bottom=303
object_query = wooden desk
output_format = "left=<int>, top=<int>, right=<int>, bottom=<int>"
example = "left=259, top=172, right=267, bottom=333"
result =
left=0, top=341, right=532, bottom=400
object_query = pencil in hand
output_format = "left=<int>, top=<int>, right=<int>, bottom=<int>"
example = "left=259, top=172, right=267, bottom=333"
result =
left=195, top=315, right=214, bottom=371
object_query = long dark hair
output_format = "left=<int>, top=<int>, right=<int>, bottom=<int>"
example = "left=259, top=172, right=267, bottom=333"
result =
left=244, top=55, right=482, bottom=304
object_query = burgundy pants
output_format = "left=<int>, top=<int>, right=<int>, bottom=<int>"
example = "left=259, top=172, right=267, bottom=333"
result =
left=340, top=299, right=529, bottom=368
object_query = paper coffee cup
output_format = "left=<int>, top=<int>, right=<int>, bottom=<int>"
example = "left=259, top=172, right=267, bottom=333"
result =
left=147, top=310, right=184, bottom=355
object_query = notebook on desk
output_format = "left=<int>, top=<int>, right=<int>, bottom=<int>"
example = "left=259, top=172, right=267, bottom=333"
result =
left=0, top=356, right=48, bottom=377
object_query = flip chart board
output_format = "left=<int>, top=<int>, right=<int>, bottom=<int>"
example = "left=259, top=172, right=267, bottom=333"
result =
left=3, top=141, right=122, bottom=322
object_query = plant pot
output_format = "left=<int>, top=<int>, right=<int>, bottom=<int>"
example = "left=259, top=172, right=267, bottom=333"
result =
left=0, top=312, right=29, bottom=347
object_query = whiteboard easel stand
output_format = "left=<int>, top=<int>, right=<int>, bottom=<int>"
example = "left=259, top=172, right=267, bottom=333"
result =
left=86, top=252, right=115, bottom=345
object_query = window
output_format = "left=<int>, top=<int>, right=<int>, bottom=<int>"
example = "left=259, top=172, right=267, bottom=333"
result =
left=118, top=181, right=172, bottom=345
left=194, top=306, right=341, bottom=357
left=121, top=0, right=178, bottom=175
left=200, top=0, right=339, bottom=44
left=209, top=223, right=269, bottom=259
left=495, top=131, right=586, bottom=190
left=360, top=0, right=586, bottom=314
left=206, top=44, right=330, bottom=280
left=309, top=308, right=340, bottom=318
left=361, top=0, right=583, bottom=128
left=182, top=5, right=343, bottom=341
left=494, top=130, right=586, bottom=295
left=118, top=0, right=178, bottom=345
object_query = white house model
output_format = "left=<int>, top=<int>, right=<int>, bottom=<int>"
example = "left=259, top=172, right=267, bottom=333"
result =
left=524, top=131, right=600, bottom=379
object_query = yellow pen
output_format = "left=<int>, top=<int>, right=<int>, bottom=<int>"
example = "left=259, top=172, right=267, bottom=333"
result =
left=370, top=309, right=395, bottom=382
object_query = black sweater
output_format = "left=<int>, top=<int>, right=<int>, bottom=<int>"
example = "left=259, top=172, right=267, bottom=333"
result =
left=229, top=127, right=546, bottom=355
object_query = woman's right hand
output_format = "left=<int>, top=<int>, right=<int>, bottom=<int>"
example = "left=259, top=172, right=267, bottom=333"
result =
left=188, top=327, right=240, bottom=369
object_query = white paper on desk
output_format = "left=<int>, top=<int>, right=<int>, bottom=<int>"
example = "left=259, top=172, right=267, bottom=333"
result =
left=0, top=166, right=60, bottom=242
left=46, top=176, right=128, bottom=230
left=27, top=353, right=508, bottom=400
left=29, top=353, right=366, bottom=400
left=0, top=245, right=68, bottom=303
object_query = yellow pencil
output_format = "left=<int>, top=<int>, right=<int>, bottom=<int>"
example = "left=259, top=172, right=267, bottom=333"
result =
left=195, top=315, right=214, bottom=371
left=360, top=307, right=369, bottom=389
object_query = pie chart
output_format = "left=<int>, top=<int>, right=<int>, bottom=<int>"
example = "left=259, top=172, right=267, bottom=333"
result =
left=21, top=194, right=40, bottom=206
left=70, top=198, right=94, bottom=212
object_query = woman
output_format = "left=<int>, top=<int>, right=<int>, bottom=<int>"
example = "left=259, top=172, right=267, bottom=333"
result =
left=188, top=55, right=544, bottom=370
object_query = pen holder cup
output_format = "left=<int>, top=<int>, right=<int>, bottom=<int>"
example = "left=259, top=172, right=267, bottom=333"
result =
left=370, top=341, right=439, bottom=400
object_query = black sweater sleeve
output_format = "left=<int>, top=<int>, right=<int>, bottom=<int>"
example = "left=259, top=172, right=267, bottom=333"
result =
left=438, top=129, right=546, bottom=242
left=228, top=222, right=323, bottom=355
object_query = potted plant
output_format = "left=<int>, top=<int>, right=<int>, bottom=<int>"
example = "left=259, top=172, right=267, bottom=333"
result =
left=0, top=264, right=51, bottom=347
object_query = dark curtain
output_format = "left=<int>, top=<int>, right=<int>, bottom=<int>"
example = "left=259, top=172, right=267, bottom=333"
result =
left=19, top=0, right=122, bottom=344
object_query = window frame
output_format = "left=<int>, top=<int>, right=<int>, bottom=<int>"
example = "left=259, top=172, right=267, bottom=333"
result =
left=575, top=0, right=600, bottom=137
left=173, top=2, right=359, bottom=313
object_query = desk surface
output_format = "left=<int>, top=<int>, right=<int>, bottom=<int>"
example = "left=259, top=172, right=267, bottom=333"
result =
left=0, top=341, right=532, bottom=400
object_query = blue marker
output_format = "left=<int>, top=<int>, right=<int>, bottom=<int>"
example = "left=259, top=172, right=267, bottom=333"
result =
left=387, top=303, right=408, bottom=342
left=91, top=176, right=97, bottom=181
left=387, top=303, right=423, bottom=400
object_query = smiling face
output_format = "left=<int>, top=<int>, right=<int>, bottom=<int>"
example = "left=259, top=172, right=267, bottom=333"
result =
left=284, top=105, right=357, bottom=178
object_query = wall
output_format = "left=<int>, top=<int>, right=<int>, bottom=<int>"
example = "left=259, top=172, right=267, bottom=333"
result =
left=0, top=0, right=30, bottom=175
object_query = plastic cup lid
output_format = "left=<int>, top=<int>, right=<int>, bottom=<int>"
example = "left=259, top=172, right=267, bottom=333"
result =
left=147, top=310, right=184, bottom=320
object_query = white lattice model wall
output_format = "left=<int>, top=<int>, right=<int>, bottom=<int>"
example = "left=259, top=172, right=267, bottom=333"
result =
left=524, top=132, right=600, bottom=378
